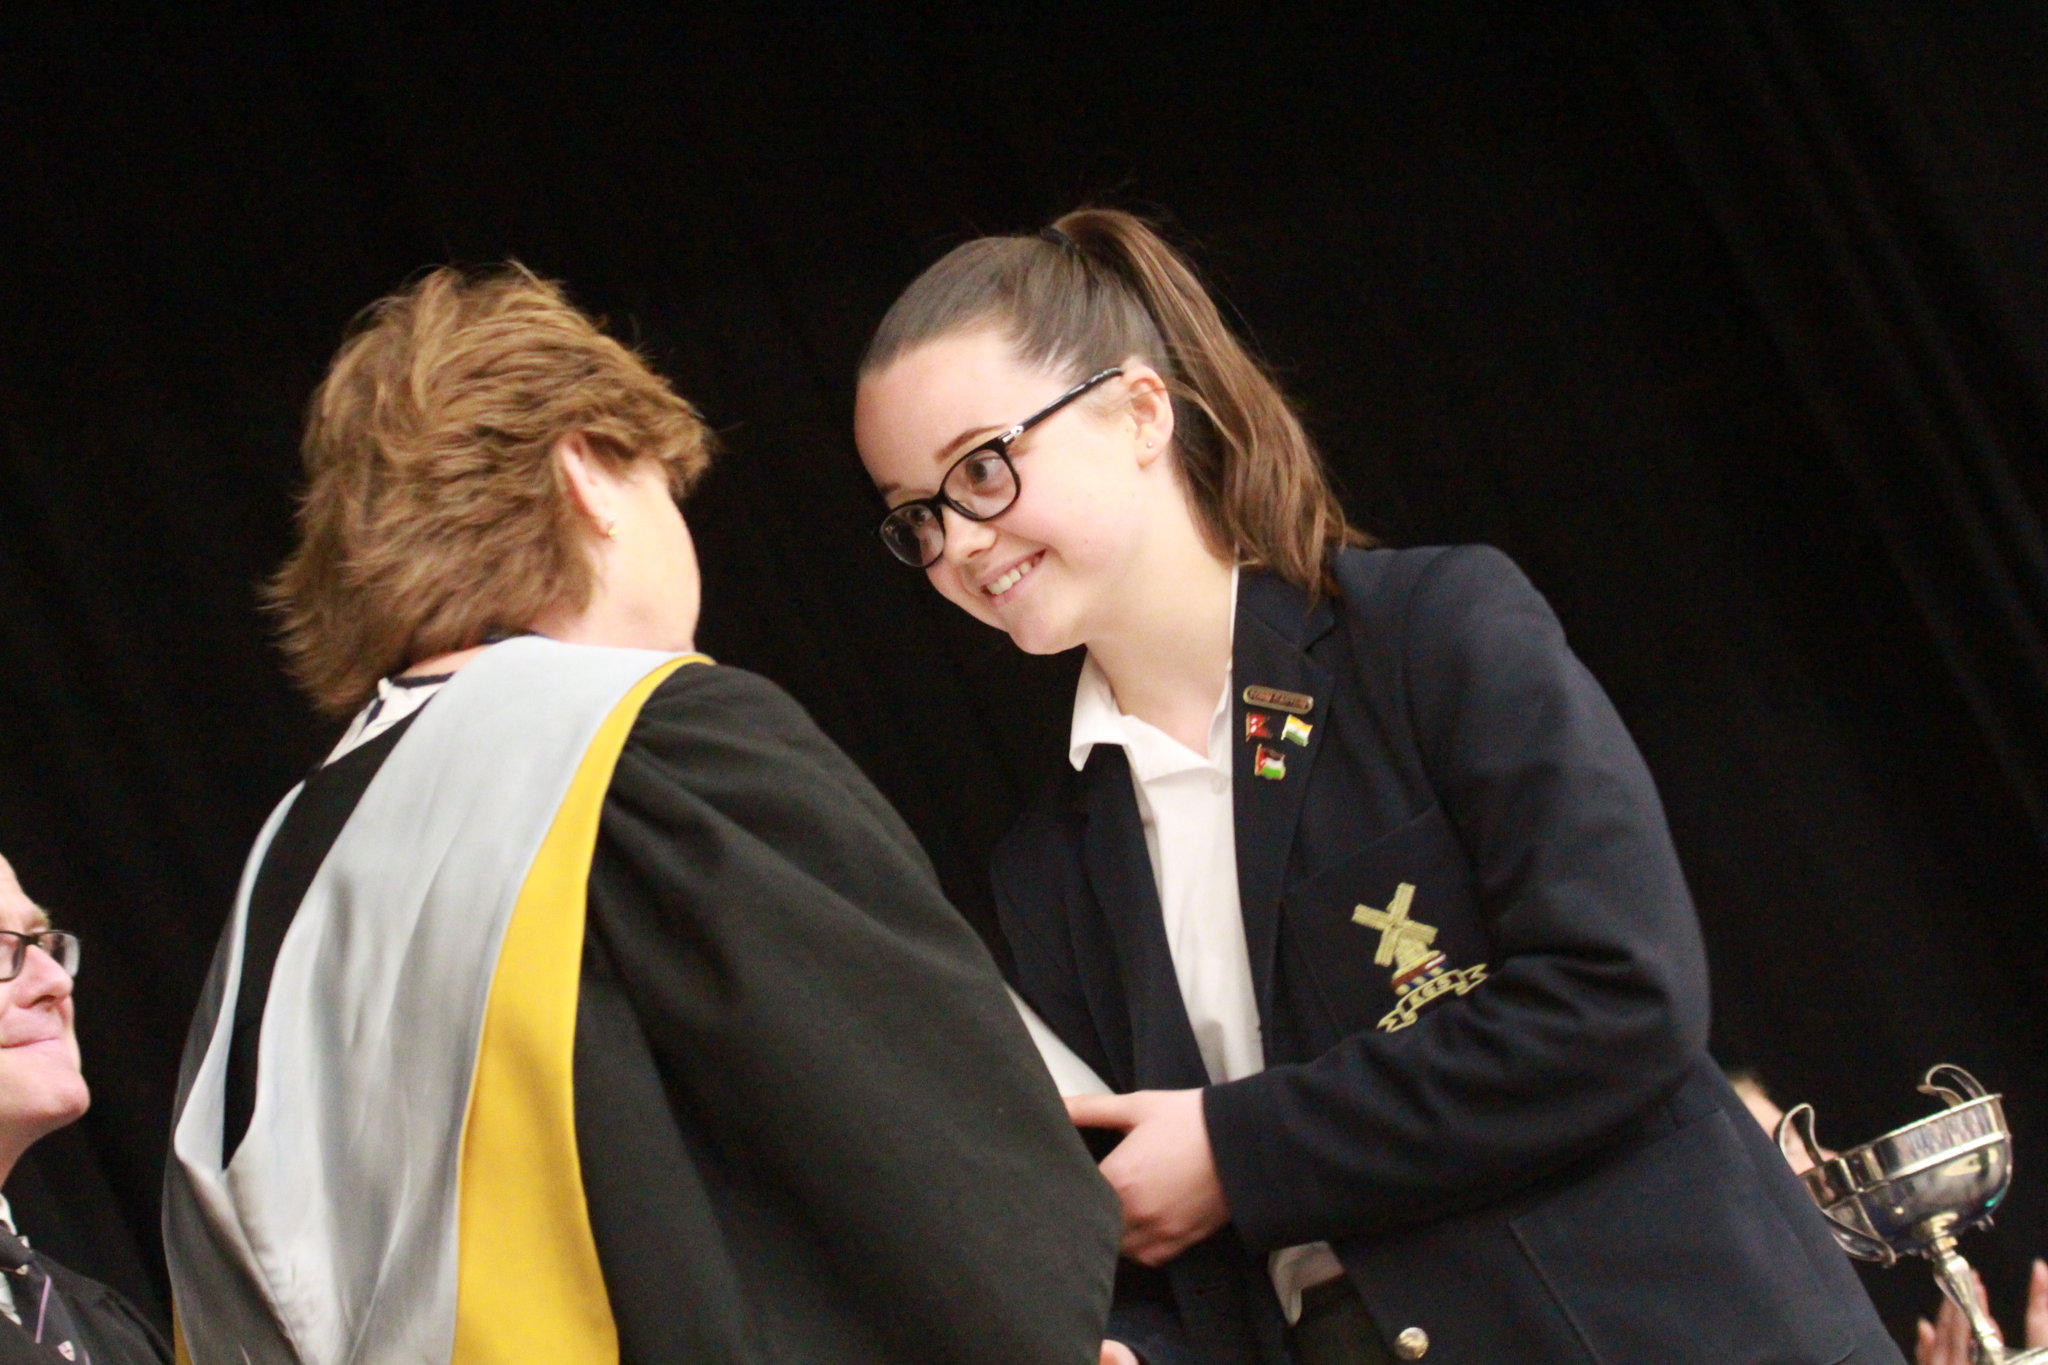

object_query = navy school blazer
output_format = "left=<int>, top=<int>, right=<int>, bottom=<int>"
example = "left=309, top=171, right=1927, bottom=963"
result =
left=994, top=546, right=1903, bottom=1365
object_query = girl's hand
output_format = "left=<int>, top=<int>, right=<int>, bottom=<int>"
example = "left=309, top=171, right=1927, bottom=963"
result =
left=1067, top=1088, right=1229, bottom=1266
left=1100, top=1341, right=1141, bottom=1365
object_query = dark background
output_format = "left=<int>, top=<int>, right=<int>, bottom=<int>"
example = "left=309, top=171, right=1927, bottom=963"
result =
left=2, top=1, right=2044, bottom=1350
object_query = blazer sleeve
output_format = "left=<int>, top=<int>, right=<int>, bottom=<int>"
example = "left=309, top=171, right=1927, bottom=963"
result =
left=588, top=664, right=1120, bottom=1364
left=1204, top=544, right=1711, bottom=1251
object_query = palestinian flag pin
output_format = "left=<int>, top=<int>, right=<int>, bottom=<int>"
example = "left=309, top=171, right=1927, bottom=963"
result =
left=1253, top=744, right=1288, bottom=781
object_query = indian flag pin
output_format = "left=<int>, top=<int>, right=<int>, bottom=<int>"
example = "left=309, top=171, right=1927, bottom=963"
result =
left=1282, top=715, right=1313, bottom=747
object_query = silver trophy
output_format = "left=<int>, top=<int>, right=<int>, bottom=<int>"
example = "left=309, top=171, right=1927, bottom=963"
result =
left=1780, top=1065, right=2044, bottom=1365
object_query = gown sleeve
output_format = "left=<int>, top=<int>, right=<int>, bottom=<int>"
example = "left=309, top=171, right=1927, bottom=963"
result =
left=584, top=662, right=1120, bottom=1364
left=1203, top=544, right=1712, bottom=1251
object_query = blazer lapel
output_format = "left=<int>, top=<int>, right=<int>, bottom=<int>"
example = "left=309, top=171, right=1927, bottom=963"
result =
left=1077, top=747, right=1212, bottom=1091
left=1233, top=573, right=1337, bottom=1023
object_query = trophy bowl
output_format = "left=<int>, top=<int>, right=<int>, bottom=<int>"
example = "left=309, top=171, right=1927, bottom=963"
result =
left=1780, top=1064, right=2011, bottom=1265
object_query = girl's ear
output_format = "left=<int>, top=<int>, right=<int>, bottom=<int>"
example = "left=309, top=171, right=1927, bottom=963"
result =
left=1122, top=362, right=1176, bottom=466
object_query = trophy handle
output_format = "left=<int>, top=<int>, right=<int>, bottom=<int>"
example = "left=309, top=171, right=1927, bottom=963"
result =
left=1777, top=1104, right=1897, bottom=1265
left=1920, top=1064, right=1989, bottom=1109
left=1777, top=1102, right=1829, bottom=1171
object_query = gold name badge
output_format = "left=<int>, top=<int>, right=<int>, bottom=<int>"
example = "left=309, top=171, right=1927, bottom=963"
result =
left=1353, top=883, right=1489, bottom=1033
left=1243, top=684, right=1314, bottom=715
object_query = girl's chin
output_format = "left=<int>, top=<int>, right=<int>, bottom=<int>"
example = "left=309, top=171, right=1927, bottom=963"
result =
left=999, top=618, right=1082, bottom=656
left=956, top=586, right=1078, bottom=654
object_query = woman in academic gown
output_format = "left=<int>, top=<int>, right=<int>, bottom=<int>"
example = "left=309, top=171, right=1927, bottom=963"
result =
left=162, top=265, right=1120, bottom=1365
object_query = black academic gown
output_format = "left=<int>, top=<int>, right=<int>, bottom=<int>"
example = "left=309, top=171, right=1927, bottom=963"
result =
left=996, top=545, right=1903, bottom=1365
left=0, top=1257, right=168, bottom=1365
left=222, top=662, right=1120, bottom=1365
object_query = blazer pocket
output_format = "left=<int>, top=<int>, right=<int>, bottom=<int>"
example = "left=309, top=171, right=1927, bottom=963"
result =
left=1283, top=803, right=1492, bottom=1040
left=1510, top=1108, right=1855, bottom=1365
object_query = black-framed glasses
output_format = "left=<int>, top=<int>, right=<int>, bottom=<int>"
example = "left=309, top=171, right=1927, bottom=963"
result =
left=0, top=930, right=79, bottom=983
left=878, top=367, right=1124, bottom=568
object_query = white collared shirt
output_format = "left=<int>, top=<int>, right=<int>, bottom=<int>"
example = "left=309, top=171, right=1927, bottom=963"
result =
left=1069, top=655, right=1262, bottom=1086
left=1066, top=570, right=1345, bottom=1323
left=324, top=672, right=453, bottom=766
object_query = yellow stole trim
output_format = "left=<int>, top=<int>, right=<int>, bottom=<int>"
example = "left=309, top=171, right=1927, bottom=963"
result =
left=449, top=653, right=707, bottom=1364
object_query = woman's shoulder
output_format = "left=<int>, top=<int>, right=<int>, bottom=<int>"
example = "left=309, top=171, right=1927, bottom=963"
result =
left=623, top=659, right=866, bottom=788
left=613, top=659, right=925, bottom=856
left=640, top=655, right=770, bottom=699
left=636, top=656, right=809, bottom=725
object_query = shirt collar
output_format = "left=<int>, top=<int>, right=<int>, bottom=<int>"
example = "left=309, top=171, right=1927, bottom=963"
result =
left=1068, top=565, right=1239, bottom=774
left=1067, top=657, right=1127, bottom=772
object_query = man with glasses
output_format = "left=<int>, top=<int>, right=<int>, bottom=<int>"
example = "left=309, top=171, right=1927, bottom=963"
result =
left=0, top=853, right=168, bottom=1365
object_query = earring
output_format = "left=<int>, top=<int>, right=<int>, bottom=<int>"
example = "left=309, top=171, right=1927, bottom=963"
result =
left=603, top=518, right=619, bottom=540
left=1145, top=440, right=1156, bottom=450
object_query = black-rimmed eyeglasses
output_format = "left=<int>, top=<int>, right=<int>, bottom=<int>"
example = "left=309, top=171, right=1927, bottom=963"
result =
left=0, top=930, right=79, bottom=983
left=878, top=367, right=1124, bottom=568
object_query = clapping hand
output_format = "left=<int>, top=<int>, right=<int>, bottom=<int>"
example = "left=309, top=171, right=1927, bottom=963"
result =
left=1915, top=1260, right=2048, bottom=1365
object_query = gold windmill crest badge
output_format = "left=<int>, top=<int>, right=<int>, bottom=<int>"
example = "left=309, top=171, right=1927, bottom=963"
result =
left=1352, top=883, right=1489, bottom=1032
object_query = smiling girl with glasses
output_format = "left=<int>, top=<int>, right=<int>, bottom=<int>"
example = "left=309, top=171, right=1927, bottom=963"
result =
left=854, top=209, right=1903, bottom=1365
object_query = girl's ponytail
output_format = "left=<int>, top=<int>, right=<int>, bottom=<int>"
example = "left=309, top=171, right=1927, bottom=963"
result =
left=1053, top=209, right=1365, bottom=590
left=863, top=208, right=1367, bottom=592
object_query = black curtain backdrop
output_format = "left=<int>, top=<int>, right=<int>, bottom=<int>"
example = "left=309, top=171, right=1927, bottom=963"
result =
left=2, top=2, right=2043, bottom=1348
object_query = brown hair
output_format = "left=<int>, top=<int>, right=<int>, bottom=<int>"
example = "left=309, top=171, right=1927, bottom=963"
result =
left=862, top=207, right=1366, bottom=590
left=270, top=263, right=713, bottom=715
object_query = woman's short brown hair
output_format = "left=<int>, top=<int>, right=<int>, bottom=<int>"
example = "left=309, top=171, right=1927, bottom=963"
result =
left=270, top=264, right=713, bottom=716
